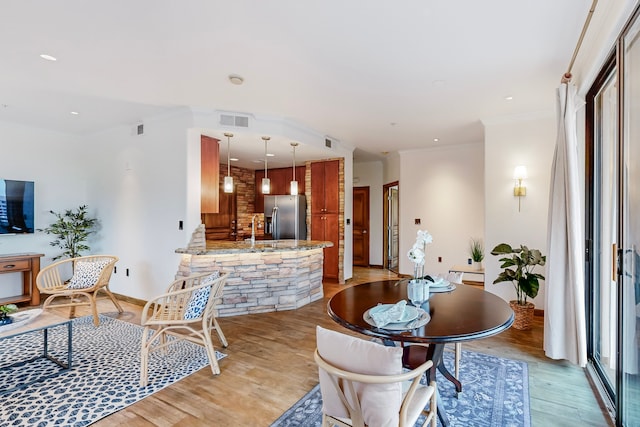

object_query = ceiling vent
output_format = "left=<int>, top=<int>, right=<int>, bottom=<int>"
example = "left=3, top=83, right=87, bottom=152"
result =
left=325, top=138, right=334, bottom=149
left=220, top=114, right=249, bottom=128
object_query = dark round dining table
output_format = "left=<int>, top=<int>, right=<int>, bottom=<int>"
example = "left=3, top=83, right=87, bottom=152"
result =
left=327, top=279, right=514, bottom=427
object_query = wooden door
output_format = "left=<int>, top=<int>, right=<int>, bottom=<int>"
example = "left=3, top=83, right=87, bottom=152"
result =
left=389, top=186, right=399, bottom=271
left=383, top=182, right=399, bottom=272
left=352, top=187, right=370, bottom=267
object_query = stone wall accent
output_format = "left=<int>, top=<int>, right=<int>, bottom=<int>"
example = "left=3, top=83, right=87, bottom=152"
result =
left=176, top=249, right=325, bottom=317
left=188, top=224, right=206, bottom=249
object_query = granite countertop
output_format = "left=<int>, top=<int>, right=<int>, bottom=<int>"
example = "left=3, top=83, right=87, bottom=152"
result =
left=176, top=239, right=334, bottom=255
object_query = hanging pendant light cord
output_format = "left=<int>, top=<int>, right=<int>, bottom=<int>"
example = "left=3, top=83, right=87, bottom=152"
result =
left=292, top=144, right=296, bottom=180
left=227, top=136, right=231, bottom=176
left=563, top=0, right=598, bottom=83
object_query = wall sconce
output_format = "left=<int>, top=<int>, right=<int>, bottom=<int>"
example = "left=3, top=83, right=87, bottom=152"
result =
left=261, top=136, right=271, bottom=194
left=290, top=142, right=299, bottom=195
left=223, top=132, right=234, bottom=193
left=513, top=165, right=527, bottom=212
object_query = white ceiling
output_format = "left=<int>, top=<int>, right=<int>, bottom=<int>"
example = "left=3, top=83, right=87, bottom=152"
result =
left=0, top=1, right=591, bottom=167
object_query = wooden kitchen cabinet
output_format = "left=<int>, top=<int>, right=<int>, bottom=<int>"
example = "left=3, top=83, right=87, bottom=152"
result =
left=254, top=166, right=306, bottom=214
left=310, top=159, right=340, bottom=281
left=311, top=160, right=339, bottom=214
left=201, top=135, right=220, bottom=214
left=311, top=213, right=339, bottom=280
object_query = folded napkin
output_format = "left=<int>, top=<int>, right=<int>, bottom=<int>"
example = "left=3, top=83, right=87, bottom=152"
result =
left=430, top=276, right=449, bottom=287
left=369, top=300, right=408, bottom=327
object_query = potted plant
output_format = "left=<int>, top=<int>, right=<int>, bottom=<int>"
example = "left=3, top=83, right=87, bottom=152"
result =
left=0, top=303, right=18, bottom=325
left=469, top=238, right=484, bottom=270
left=491, top=243, right=546, bottom=330
left=39, top=205, right=98, bottom=260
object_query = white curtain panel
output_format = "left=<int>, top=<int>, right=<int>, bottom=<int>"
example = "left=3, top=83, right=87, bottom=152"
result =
left=544, top=83, right=587, bottom=366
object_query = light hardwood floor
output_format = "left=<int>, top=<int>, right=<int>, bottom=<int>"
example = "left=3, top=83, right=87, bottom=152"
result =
left=50, top=267, right=612, bottom=426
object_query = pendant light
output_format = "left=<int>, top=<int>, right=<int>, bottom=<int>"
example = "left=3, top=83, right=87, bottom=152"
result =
left=290, top=142, right=299, bottom=195
left=261, top=136, right=271, bottom=194
left=223, top=132, right=234, bottom=193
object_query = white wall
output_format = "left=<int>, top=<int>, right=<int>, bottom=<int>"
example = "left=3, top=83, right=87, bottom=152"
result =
left=483, top=113, right=556, bottom=307
left=383, top=152, right=400, bottom=185
left=353, top=161, right=384, bottom=266
left=86, top=109, right=195, bottom=300
left=398, top=142, right=485, bottom=277
left=0, top=121, right=89, bottom=298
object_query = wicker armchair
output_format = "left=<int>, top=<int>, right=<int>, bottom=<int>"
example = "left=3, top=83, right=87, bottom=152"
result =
left=140, top=272, right=229, bottom=387
left=36, top=255, right=122, bottom=326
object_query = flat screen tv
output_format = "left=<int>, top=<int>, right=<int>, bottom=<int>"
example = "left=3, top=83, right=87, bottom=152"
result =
left=0, top=179, right=34, bottom=234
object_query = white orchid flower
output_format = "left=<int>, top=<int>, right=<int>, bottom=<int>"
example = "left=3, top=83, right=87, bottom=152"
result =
left=408, top=246, right=425, bottom=265
left=416, top=230, right=433, bottom=245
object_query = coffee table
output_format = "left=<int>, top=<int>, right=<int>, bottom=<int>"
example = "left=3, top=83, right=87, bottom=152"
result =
left=0, top=310, right=72, bottom=394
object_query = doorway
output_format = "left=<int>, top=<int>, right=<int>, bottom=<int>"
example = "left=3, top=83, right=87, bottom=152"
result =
left=586, top=7, right=640, bottom=425
left=352, top=187, right=370, bottom=267
left=383, top=182, right=399, bottom=273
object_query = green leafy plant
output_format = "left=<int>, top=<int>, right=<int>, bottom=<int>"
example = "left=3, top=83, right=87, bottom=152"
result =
left=39, top=205, right=98, bottom=260
left=469, top=238, right=484, bottom=263
left=491, top=243, right=546, bottom=305
left=0, top=303, right=18, bottom=319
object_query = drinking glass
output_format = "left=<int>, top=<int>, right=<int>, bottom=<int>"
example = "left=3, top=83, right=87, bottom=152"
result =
left=407, top=280, right=425, bottom=306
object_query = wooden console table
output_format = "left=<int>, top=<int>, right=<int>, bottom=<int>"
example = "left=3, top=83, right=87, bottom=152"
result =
left=0, top=253, right=44, bottom=306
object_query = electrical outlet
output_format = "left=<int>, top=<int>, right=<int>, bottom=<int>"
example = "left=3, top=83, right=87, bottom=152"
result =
left=438, top=256, right=442, bottom=263
left=113, top=266, right=117, bottom=274
left=179, top=220, right=183, bottom=230
left=414, top=218, right=421, bottom=225
left=126, top=268, right=130, bottom=277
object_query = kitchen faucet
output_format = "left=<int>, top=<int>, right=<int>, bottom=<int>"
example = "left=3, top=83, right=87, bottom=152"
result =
left=251, top=214, right=258, bottom=245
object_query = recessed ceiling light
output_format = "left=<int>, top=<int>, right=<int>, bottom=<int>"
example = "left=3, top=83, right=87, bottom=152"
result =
left=434, top=138, right=439, bottom=142
left=390, top=122, right=397, bottom=126
left=230, top=158, right=239, bottom=162
left=228, top=74, right=244, bottom=85
left=70, top=111, right=79, bottom=115
left=505, top=96, right=513, bottom=101
left=40, top=54, right=57, bottom=61
left=266, top=153, right=275, bottom=157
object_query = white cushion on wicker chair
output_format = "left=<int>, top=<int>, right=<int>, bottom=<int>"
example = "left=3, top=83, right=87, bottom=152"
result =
left=67, top=259, right=111, bottom=289
left=316, top=326, right=404, bottom=426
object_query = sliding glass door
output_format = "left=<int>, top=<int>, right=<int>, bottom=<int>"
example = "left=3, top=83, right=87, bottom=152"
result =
left=587, top=5, right=640, bottom=426
left=620, top=13, right=640, bottom=425
left=589, top=67, right=618, bottom=401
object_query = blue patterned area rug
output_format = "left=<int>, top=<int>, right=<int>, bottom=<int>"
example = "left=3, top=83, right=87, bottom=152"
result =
left=271, top=349, right=530, bottom=427
left=0, top=314, right=226, bottom=426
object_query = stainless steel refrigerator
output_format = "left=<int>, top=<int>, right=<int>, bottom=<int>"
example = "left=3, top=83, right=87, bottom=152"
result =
left=264, top=195, right=307, bottom=240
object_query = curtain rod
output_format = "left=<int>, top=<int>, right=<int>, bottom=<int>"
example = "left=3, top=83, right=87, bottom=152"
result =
left=563, top=0, right=599, bottom=83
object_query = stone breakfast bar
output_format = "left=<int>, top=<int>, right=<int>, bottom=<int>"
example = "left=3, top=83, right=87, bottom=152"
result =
left=175, top=238, right=333, bottom=317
